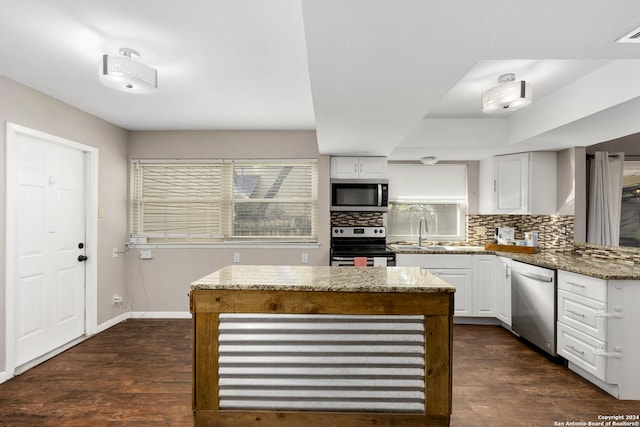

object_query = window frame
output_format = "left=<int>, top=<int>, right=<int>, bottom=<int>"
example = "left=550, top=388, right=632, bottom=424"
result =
left=129, top=158, right=318, bottom=246
left=387, top=199, right=468, bottom=243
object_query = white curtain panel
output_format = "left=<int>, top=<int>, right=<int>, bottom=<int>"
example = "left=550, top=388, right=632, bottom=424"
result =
left=587, top=151, right=625, bottom=246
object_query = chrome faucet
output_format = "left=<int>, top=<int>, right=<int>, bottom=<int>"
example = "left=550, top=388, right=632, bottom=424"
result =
left=418, top=216, right=428, bottom=247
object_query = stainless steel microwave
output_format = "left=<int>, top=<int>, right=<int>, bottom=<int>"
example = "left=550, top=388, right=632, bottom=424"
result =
left=330, top=179, right=389, bottom=212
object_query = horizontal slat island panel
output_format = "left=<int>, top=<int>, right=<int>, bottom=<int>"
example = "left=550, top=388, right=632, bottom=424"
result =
left=218, top=314, right=425, bottom=413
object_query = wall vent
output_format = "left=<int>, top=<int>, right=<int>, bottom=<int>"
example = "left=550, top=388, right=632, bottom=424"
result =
left=616, top=25, right=640, bottom=43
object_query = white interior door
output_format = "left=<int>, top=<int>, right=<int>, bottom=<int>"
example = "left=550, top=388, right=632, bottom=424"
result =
left=14, top=132, right=86, bottom=367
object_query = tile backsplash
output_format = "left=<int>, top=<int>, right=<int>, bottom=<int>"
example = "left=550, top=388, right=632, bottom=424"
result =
left=466, top=214, right=575, bottom=251
left=331, top=212, right=575, bottom=250
left=330, top=212, right=384, bottom=227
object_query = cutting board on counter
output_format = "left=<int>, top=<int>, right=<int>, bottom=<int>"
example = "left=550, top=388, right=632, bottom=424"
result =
left=483, top=243, right=540, bottom=254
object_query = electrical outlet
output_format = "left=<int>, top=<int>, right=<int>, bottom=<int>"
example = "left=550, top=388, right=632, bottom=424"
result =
left=112, top=294, right=123, bottom=305
left=112, top=248, right=118, bottom=258
left=301, top=252, right=309, bottom=264
left=233, top=252, right=240, bottom=263
left=139, top=250, right=153, bottom=259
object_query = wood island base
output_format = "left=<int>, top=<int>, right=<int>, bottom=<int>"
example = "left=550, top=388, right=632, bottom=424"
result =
left=190, top=266, right=454, bottom=427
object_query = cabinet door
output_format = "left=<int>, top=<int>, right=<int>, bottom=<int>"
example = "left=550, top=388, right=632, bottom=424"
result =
left=494, top=153, right=528, bottom=213
left=358, top=157, right=388, bottom=179
left=431, top=269, right=473, bottom=317
left=472, top=255, right=496, bottom=317
left=495, top=257, right=512, bottom=326
left=330, top=157, right=359, bottom=179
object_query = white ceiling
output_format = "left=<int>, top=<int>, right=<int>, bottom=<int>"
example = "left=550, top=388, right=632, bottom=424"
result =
left=2, top=0, right=640, bottom=160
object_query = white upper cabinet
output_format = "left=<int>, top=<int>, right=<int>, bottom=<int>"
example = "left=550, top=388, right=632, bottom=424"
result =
left=479, top=152, right=557, bottom=214
left=330, top=157, right=388, bottom=179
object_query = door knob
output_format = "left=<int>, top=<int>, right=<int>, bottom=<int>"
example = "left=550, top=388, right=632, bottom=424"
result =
left=78, top=255, right=88, bottom=262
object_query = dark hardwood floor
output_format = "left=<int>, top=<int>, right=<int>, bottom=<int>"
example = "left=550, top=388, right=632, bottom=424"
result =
left=0, top=320, right=638, bottom=426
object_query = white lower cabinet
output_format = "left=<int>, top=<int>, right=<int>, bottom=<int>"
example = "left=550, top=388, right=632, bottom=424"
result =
left=557, top=322, right=607, bottom=381
left=431, top=269, right=473, bottom=316
left=557, top=270, right=640, bottom=399
left=495, top=256, right=512, bottom=326
left=472, top=255, right=497, bottom=317
left=396, top=254, right=488, bottom=317
left=557, top=289, right=606, bottom=341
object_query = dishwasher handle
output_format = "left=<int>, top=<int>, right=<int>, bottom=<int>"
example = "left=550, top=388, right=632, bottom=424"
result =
left=514, top=270, right=553, bottom=283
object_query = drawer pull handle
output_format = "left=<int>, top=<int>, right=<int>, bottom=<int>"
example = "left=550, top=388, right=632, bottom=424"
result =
left=567, top=345, right=585, bottom=356
left=593, top=349, right=623, bottom=359
left=567, top=309, right=585, bottom=318
left=566, top=281, right=586, bottom=288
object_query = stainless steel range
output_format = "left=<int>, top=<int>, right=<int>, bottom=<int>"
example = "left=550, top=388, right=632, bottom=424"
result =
left=330, top=226, right=396, bottom=267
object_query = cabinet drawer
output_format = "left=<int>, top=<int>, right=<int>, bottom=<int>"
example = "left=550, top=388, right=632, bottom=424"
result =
left=396, top=254, right=472, bottom=268
left=558, top=290, right=607, bottom=341
left=557, top=322, right=607, bottom=381
left=558, top=271, right=607, bottom=302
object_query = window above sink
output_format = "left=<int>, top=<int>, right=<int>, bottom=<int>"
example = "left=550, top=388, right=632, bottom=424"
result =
left=387, top=201, right=467, bottom=243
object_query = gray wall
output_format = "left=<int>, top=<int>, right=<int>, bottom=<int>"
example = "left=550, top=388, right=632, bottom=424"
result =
left=126, top=130, right=330, bottom=313
left=0, top=76, right=129, bottom=372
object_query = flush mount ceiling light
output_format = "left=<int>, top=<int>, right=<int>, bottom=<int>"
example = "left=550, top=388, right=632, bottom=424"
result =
left=99, top=48, right=157, bottom=94
left=481, top=73, right=532, bottom=113
left=420, top=156, right=438, bottom=165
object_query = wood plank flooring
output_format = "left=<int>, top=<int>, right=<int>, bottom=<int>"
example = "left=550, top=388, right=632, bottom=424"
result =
left=0, top=320, right=638, bottom=426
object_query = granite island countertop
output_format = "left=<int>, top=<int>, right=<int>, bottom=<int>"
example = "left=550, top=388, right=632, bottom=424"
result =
left=190, top=265, right=455, bottom=293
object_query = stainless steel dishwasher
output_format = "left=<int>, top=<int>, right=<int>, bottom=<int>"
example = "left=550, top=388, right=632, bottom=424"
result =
left=511, top=260, right=557, bottom=356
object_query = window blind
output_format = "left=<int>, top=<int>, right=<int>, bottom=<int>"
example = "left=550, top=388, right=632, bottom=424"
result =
left=232, top=162, right=317, bottom=240
left=130, top=160, right=317, bottom=244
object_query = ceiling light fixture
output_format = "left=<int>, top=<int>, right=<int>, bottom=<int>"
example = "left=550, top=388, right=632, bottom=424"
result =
left=420, top=156, right=438, bottom=165
left=99, top=48, right=157, bottom=94
left=481, top=73, right=532, bottom=113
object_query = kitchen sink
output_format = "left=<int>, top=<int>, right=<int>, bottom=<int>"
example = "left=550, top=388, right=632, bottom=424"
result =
left=389, top=244, right=457, bottom=251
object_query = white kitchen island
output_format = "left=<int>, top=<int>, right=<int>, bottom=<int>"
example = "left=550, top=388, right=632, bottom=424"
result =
left=190, top=265, right=455, bottom=427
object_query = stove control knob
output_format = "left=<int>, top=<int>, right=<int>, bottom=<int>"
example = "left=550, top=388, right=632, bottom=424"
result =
left=339, top=229, right=344, bottom=233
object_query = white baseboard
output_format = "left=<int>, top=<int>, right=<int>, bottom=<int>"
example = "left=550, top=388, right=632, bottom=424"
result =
left=97, top=312, right=130, bottom=333
left=14, top=335, right=89, bottom=375
left=453, top=317, right=501, bottom=325
left=129, top=311, right=191, bottom=319
left=96, top=311, right=191, bottom=333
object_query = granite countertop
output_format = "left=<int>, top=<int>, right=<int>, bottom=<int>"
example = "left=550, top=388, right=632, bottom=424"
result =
left=191, top=265, right=455, bottom=293
left=493, top=250, right=639, bottom=280
left=388, top=244, right=487, bottom=254
left=389, top=243, right=639, bottom=280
